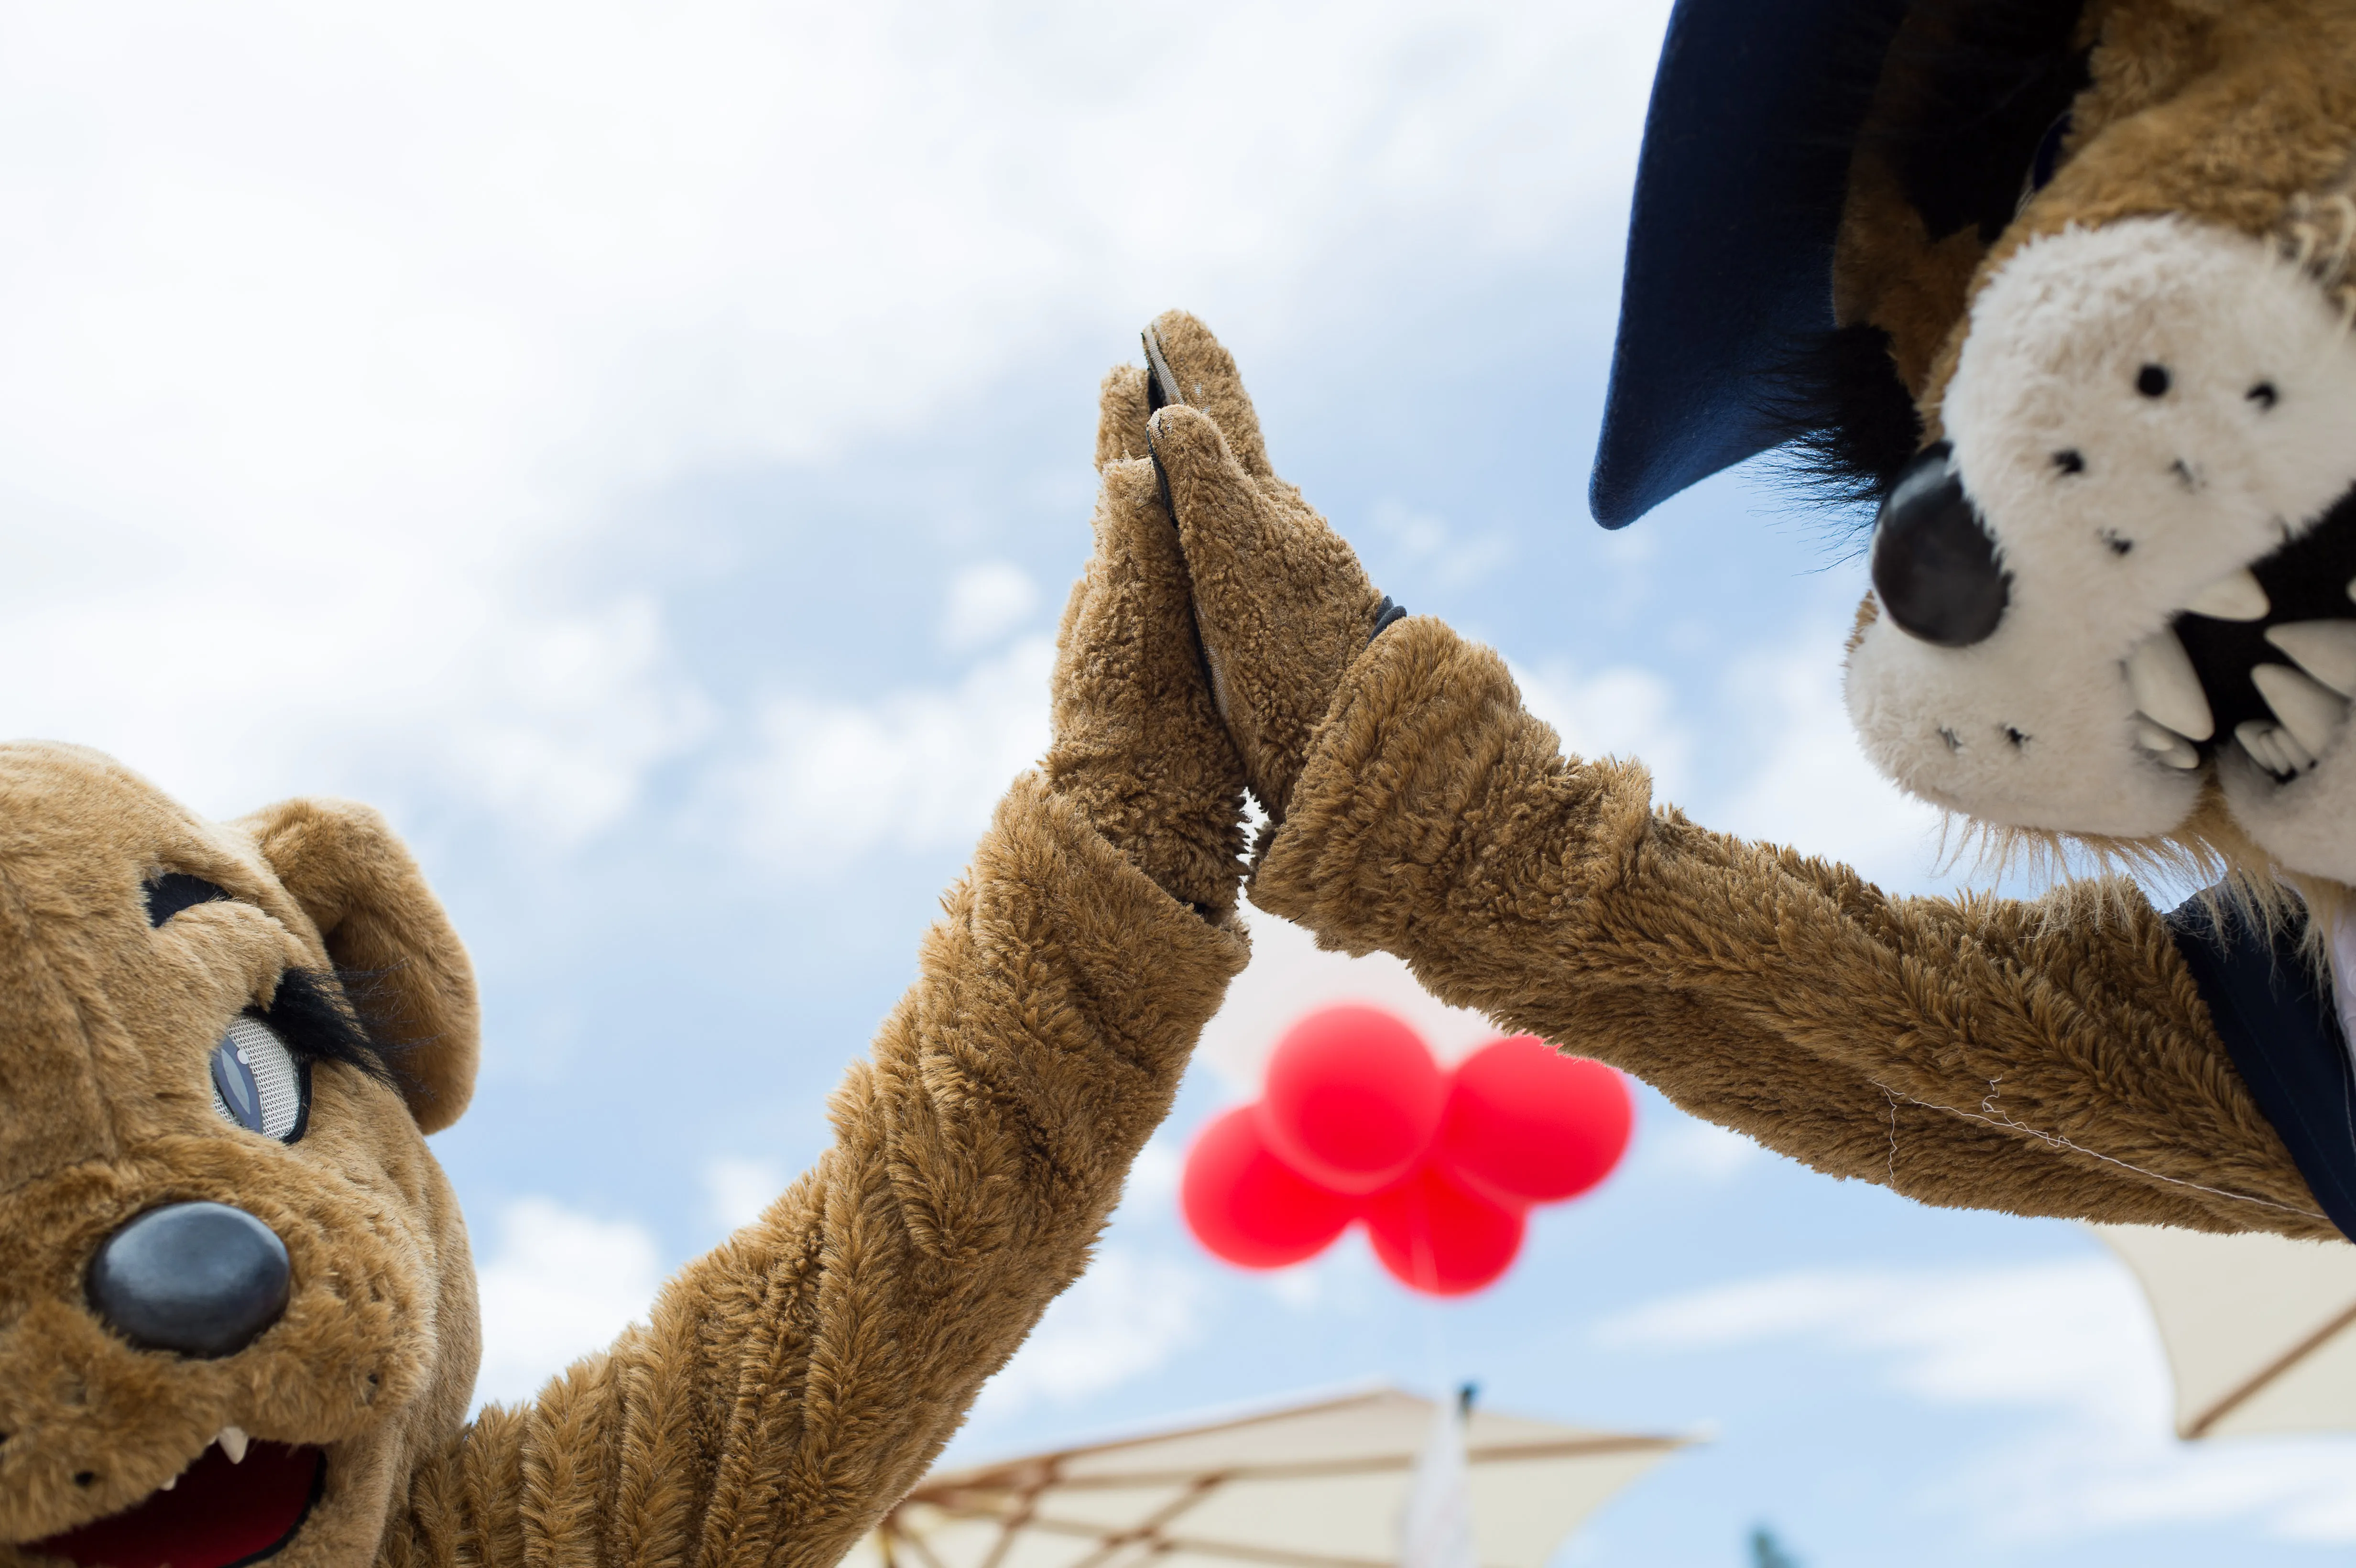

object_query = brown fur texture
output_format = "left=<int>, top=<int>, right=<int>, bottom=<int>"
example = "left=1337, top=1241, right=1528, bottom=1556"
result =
left=1822, top=0, right=2356, bottom=905
left=1835, top=0, right=2356, bottom=430
left=379, top=773, right=1245, bottom=1568
left=1134, top=316, right=2333, bottom=1242
left=1253, top=619, right=2328, bottom=1240
left=1, top=384, right=1248, bottom=1565
left=237, top=798, right=481, bottom=1135
left=0, top=744, right=483, bottom=1565
left=1046, top=445, right=1249, bottom=913
left=1141, top=312, right=1388, bottom=825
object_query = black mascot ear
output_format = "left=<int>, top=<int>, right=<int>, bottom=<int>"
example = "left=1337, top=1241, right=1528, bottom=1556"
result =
left=236, top=798, right=481, bottom=1134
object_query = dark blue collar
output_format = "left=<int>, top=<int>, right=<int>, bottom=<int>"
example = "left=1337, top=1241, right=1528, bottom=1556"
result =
left=2167, top=894, right=2356, bottom=1242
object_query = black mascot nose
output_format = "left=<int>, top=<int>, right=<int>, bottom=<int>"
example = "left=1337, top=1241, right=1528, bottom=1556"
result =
left=87, top=1201, right=291, bottom=1359
left=1871, top=442, right=2010, bottom=648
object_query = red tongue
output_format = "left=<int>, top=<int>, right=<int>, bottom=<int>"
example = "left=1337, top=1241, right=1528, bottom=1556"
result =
left=32, top=1440, right=321, bottom=1568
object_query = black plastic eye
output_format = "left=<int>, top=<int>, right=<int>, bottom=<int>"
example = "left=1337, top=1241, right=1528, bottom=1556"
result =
left=2248, top=381, right=2279, bottom=409
left=2137, top=364, right=2171, bottom=398
left=2052, top=449, right=2085, bottom=475
left=208, top=1018, right=307, bottom=1143
left=1872, top=443, right=2010, bottom=648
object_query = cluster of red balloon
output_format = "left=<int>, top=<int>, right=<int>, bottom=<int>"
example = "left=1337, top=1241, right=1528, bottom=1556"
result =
left=1181, top=1005, right=1633, bottom=1296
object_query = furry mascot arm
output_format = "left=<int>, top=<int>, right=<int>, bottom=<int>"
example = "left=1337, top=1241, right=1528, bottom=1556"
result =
left=1138, top=311, right=2333, bottom=1247
left=377, top=399, right=1249, bottom=1568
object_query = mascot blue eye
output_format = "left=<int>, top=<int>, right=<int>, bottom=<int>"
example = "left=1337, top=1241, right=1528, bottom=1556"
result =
left=209, top=1016, right=307, bottom=1143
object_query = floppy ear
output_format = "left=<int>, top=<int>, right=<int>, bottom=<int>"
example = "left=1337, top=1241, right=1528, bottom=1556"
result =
left=237, top=798, right=480, bottom=1134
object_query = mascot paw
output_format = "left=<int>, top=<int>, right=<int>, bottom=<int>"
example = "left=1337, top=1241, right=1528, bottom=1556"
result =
left=1138, top=311, right=1392, bottom=822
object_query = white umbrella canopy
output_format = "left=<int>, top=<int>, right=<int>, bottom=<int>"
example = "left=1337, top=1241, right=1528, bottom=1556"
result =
left=850, top=1388, right=1689, bottom=1568
left=2094, top=1222, right=2356, bottom=1439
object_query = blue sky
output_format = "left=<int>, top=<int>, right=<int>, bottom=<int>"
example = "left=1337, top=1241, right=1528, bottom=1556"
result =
left=5, top=3, right=2355, bottom=1563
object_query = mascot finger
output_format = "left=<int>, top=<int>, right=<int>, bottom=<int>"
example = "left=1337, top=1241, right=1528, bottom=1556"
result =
left=1047, top=455, right=1246, bottom=914
left=1145, top=402, right=1391, bottom=819
left=1142, top=310, right=1276, bottom=482
left=1095, top=362, right=1154, bottom=468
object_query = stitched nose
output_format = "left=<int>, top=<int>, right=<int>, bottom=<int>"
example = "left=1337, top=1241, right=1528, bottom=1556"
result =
left=87, top=1201, right=290, bottom=1359
left=1872, top=442, right=2010, bottom=648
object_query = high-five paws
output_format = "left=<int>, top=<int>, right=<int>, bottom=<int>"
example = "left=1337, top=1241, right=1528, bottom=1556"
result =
left=1136, top=311, right=1400, bottom=823
left=1045, top=380, right=1248, bottom=915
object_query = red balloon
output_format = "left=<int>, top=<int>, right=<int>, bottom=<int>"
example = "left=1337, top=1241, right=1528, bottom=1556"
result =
left=1364, top=1165, right=1525, bottom=1296
left=1437, top=1038, right=1632, bottom=1205
left=1181, top=1105, right=1357, bottom=1269
left=1258, top=1005, right=1447, bottom=1194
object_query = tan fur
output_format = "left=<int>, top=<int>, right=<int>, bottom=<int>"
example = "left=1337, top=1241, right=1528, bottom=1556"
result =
left=1253, top=619, right=2329, bottom=1240
left=238, top=798, right=481, bottom=1135
left=1822, top=0, right=2356, bottom=908
left=1142, top=312, right=1387, bottom=823
left=1046, top=455, right=1249, bottom=913
left=376, top=775, right=1245, bottom=1568
left=0, top=381, right=1248, bottom=1564
left=1833, top=0, right=2356, bottom=428
left=0, top=744, right=481, bottom=1561
left=1140, top=315, right=2339, bottom=1241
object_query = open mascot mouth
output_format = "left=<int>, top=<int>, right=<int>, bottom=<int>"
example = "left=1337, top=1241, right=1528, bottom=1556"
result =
left=31, top=1438, right=322, bottom=1568
left=2145, top=483, right=2356, bottom=780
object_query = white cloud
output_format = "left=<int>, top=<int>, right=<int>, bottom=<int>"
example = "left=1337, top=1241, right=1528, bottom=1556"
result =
left=977, top=1247, right=1207, bottom=1417
left=1600, top=1259, right=2356, bottom=1545
left=1511, top=657, right=1693, bottom=795
left=472, top=1196, right=665, bottom=1409
left=0, top=0, right=1671, bottom=835
left=1366, top=498, right=1511, bottom=591
left=942, top=562, right=1044, bottom=654
left=1710, top=635, right=1948, bottom=894
left=1123, top=1136, right=1184, bottom=1210
left=1640, top=1115, right=1767, bottom=1184
left=704, top=1154, right=789, bottom=1236
left=716, top=633, right=1054, bottom=874
left=1513, top=625, right=1951, bottom=897
left=1505, top=624, right=1953, bottom=906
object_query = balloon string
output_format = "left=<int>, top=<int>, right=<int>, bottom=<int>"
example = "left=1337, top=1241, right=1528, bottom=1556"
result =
left=1407, top=1183, right=1451, bottom=1397
left=1408, top=1181, right=1439, bottom=1294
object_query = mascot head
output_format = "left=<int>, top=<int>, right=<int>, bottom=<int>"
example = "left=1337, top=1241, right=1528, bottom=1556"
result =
left=1596, top=0, right=2356, bottom=889
left=0, top=743, right=481, bottom=1568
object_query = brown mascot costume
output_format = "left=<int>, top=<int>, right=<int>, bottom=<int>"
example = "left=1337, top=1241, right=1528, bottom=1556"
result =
left=0, top=392, right=1247, bottom=1567
left=1132, top=0, right=2356, bottom=1249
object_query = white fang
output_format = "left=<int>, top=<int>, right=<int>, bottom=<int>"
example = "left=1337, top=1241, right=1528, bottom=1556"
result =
left=2125, top=630, right=2214, bottom=740
left=2252, top=663, right=2348, bottom=760
left=2184, top=568, right=2269, bottom=621
left=2264, top=621, right=2356, bottom=697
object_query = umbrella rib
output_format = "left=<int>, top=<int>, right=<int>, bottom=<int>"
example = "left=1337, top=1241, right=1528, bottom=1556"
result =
left=1132, top=1532, right=1394, bottom=1568
left=949, top=1436, right=1682, bottom=1492
left=1060, top=1472, right=1228, bottom=1568
left=2185, top=1297, right=2356, bottom=1439
left=971, top=1459, right=1061, bottom=1568
left=913, top=1393, right=1400, bottom=1492
left=898, top=1432, right=1691, bottom=1566
left=1003, top=1513, right=1389, bottom=1568
left=886, top=1518, right=951, bottom=1568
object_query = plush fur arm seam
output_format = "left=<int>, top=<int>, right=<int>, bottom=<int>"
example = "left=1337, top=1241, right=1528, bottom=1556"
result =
left=1254, top=618, right=2333, bottom=1241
